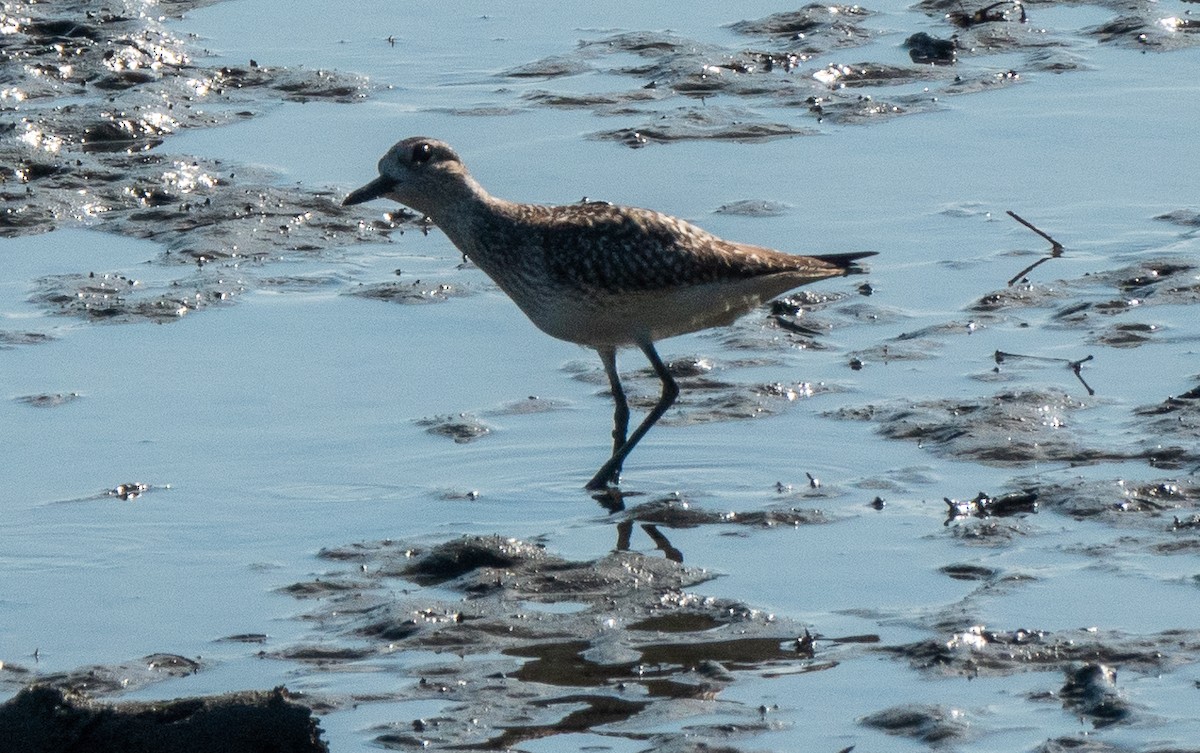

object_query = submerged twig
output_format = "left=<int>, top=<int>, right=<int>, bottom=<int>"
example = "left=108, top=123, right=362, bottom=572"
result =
left=994, top=350, right=1096, bottom=395
left=1006, top=210, right=1065, bottom=286
left=1068, top=355, right=1095, bottom=396
left=1007, top=210, right=1062, bottom=249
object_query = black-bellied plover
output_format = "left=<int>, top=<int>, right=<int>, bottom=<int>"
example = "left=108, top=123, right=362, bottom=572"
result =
left=344, top=137, right=875, bottom=490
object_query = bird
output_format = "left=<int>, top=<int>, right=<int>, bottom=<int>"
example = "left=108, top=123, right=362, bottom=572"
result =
left=343, top=137, right=875, bottom=491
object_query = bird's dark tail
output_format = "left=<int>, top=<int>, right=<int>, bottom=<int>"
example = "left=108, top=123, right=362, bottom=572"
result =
left=814, top=251, right=877, bottom=275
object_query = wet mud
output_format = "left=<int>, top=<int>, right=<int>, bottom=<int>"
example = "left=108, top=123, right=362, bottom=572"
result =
left=3, top=0, right=1195, bottom=343
left=501, top=0, right=1198, bottom=146
left=2, top=0, right=401, bottom=333
left=272, top=474, right=1200, bottom=748
left=861, top=472, right=1200, bottom=739
left=827, top=222, right=1200, bottom=472
left=860, top=703, right=971, bottom=744
left=892, top=624, right=1200, bottom=679
left=6, top=1, right=1200, bottom=751
left=285, top=451, right=1200, bottom=746
left=549, top=289, right=875, bottom=432
left=0, top=685, right=327, bottom=753
left=0, top=653, right=199, bottom=697
left=347, top=279, right=476, bottom=306
left=277, top=535, right=848, bottom=750
left=416, top=396, right=576, bottom=445
left=13, top=391, right=80, bottom=408
left=834, top=385, right=1200, bottom=469
left=1, top=4, right=394, bottom=743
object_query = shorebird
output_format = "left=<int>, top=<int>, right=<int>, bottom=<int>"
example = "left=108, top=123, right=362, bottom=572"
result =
left=344, top=137, right=874, bottom=490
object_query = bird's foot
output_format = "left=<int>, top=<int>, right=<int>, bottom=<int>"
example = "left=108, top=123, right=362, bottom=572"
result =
left=585, top=455, right=624, bottom=491
left=585, top=475, right=616, bottom=492
left=585, top=463, right=622, bottom=492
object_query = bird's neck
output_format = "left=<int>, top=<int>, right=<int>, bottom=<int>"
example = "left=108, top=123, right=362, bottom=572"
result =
left=425, top=181, right=528, bottom=267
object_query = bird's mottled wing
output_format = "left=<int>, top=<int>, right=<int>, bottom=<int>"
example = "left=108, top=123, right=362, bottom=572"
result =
left=527, top=202, right=829, bottom=296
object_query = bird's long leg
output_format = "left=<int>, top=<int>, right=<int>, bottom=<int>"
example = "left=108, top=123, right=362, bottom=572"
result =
left=586, top=341, right=679, bottom=490
left=598, top=347, right=629, bottom=457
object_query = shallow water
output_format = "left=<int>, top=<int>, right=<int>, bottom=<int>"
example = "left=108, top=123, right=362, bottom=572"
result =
left=3, top=0, right=1200, bottom=750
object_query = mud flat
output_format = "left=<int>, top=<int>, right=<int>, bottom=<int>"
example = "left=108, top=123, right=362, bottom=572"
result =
left=4, top=0, right=1200, bottom=751
left=0, top=685, right=326, bottom=753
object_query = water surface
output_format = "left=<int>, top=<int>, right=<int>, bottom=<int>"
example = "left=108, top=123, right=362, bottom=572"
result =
left=3, top=0, right=1200, bottom=750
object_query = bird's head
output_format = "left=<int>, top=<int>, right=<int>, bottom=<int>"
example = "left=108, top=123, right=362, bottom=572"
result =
left=343, top=137, right=473, bottom=217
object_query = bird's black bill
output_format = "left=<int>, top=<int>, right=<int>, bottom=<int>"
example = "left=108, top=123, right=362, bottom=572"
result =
left=342, top=175, right=397, bottom=206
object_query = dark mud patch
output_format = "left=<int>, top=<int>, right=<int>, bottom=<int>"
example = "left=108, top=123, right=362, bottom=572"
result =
left=1087, top=13, right=1200, bottom=51
left=1132, top=379, right=1200, bottom=445
left=415, top=398, right=572, bottom=448
left=44, top=481, right=161, bottom=504
left=727, top=4, right=877, bottom=41
left=883, top=632, right=1152, bottom=730
left=2, top=0, right=402, bottom=332
left=946, top=517, right=1036, bottom=546
left=14, top=391, right=81, bottom=408
left=31, top=268, right=245, bottom=323
left=943, top=474, right=1200, bottom=558
left=0, top=684, right=326, bottom=753
left=1017, top=477, right=1200, bottom=525
left=1156, top=208, right=1200, bottom=228
left=970, top=281, right=1076, bottom=313
left=905, top=31, right=959, bottom=64
left=485, top=395, right=572, bottom=417
left=1090, top=321, right=1162, bottom=348
left=0, top=330, right=56, bottom=348
left=502, top=55, right=594, bottom=79
left=831, top=224, right=1200, bottom=470
left=666, top=378, right=840, bottom=426
left=13, top=176, right=414, bottom=326
left=280, top=535, right=849, bottom=750
left=507, top=15, right=925, bottom=144
left=978, top=258, right=1200, bottom=320
left=916, top=0, right=1200, bottom=50
left=889, top=624, right=1200, bottom=679
left=836, top=384, right=1199, bottom=471
left=860, top=703, right=971, bottom=743
left=569, top=349, right=854, bottom=429
left=347, top=279, right=476, bottom=305
left=804, top=87, right=947, bottom=126
left=592, top=108, right=816, bottom=148
left=0, top=653, right=199, bottom=697
left=1056, top=662, right=1136, bottom=728
left=944, top=489, right=1039, bottom=523
left=847, top=340, right=942, bottom=367
left=829, top=388, right=1147, bottom=466
left=415, top=413, right=493, bottom=443
left=619, top=495, right=830, bottom=530
left=485, top=0, right=1188, bottom=146
left=713, top=198, right=792, bottom=217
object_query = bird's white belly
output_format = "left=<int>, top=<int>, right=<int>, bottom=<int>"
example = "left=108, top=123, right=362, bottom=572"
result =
left=515, top=276, right=796, bottom=348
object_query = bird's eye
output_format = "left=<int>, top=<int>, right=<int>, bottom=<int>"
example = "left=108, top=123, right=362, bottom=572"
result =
left=411, top=142, right=433, bottom=164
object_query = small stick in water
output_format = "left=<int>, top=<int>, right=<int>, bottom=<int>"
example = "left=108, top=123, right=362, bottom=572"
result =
left=994, top=350, right=1095, bottom=395
left=1006, top=210, right=1065, bottom=286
